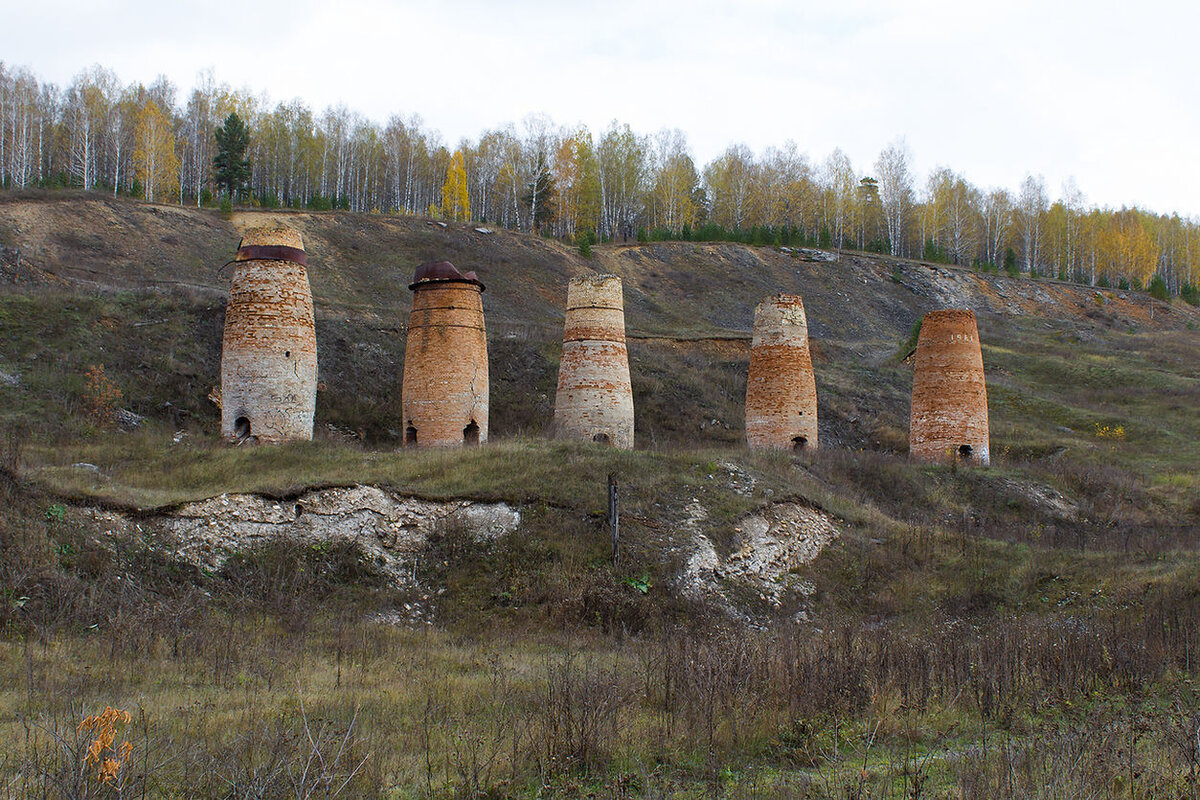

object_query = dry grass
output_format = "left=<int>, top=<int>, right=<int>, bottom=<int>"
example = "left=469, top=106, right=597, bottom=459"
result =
left=3, top=597, right=1199, bottom=798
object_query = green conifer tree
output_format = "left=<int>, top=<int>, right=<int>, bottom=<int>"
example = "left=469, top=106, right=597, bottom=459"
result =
left=213, top=112, right=251, bottom=201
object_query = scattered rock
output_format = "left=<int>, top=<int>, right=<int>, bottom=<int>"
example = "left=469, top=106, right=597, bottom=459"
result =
left=797, top=248, right=838, bottom=263
left=678, top=500, right=719, bottom=600
left=454, top=503, right=522, bottom=540
left=996, top=477, right=1078, bottom=519
left=718, top=461, right=755, bottom=496
left=722, top=503, right=838, bottom=606
left=115, top=408, right=144, bottom=429
left=323, top=422, right=362, bottom=441
left=678, top=500, right=840, bottom=620
left=474, top=227, right=494, bottom=235
left=0, top=368, right=19, bottom=387
left=366, top=606, right=433, bottom=626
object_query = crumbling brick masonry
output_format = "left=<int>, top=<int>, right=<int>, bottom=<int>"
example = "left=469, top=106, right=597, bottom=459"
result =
left=909, top=308, right=990, bottom=465
left=220, top=226, right=317, bottom=443
left=745, top=294, right=818, bottom=451
left=553, top=274, right=634, bottom=448
left=401, top=260, right=489, bottom=448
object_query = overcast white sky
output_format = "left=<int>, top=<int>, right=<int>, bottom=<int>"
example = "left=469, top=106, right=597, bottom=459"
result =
left=4, top=0, right=1198, bottom=217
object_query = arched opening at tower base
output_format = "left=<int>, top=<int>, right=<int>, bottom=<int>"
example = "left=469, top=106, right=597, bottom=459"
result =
left=958, top=444, right=973, bottom=460
left=792, top=435, right=808, bottom=451
left=405, top=424, right=418, bottom=446
left=234, top=416, right=251, bottom=440
left=463, top=421, right=480, bottom=446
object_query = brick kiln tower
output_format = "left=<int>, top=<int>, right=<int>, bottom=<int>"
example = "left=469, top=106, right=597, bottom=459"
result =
left=401, top=261, right=489, bottom=447
left=553, top=274, right=634, bottom=448
left=744, top=294, right=818, bottom=451
left=220, top=226, right=317, bottom=443
left=909, top=308, right=990, bottom=465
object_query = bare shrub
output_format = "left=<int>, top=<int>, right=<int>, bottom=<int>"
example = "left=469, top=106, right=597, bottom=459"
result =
left=536, top=648, right=632, bottom=779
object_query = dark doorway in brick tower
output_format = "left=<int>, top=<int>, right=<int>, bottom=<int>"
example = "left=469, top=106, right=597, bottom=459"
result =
left=792, top=435, right=808, bottom=451
left=463, top=421, right=480, bottom=446
left=405, top=424, right=417, bottom=446
left=234, top=416, right=251, bottom=439
left=593, top=433, right=611, bottom=444
left=958, top=444, right=973, bottom=460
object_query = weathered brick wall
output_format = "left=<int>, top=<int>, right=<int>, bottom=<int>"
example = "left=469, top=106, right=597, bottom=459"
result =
left=745, top=294, right=818, bottom=451
left=909, top=308, right=990, bottom=464
left=553, top=274, right=634, bottom=449
left=220, top=226, right=317, bottom=443
left=401, top=267, right=489, bottom=448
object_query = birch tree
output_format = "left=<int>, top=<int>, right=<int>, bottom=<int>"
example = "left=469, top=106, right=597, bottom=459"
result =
left=520, top=114, right=556, bottom=234
left=1061, top=177, right=1086, bottom=282
left=875, top=139, right=912, bottom=257
left=597, top=122, right=647, bottom=240
left=1017, top=174, right=1048, bottom=274
left=649, top=128, right=698, bottom=234
left=468, top=128, right=507, bottom=224
left=65, top=68, right=112, bottom=190
left=930, top=169, right=978, bottom=265
left=552, top=127, right=601, bottom=237
left=133, top=99, right=179, bottom=202
left=704, top=144, right=756, bottom=232
left=981, top=188, right=1012, bottom=268
left=822, top=148, right=856, bottom=252
left=758, top=141, right=813, bottom=234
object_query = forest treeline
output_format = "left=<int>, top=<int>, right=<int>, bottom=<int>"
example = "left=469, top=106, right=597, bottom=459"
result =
left=1, top=62, right=1197, bottom=301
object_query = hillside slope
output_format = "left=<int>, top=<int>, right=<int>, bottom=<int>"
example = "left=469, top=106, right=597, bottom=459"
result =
left=3, top=192, right=1191, bottom=338
left=2, top=193, right=1200, bottom=797
left=0, top=191, right=1197, bottom=512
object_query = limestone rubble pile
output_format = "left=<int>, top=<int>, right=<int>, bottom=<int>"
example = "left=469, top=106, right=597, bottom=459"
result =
left=71, top=486, right=521, bottom=589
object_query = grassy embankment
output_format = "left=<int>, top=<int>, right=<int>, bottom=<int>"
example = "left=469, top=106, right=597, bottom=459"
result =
left=3, top=440, right=1199, bottom=797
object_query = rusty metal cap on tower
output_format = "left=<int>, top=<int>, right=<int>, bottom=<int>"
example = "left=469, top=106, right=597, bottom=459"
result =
left=409, top=260, right=484, bottom=291
left=235, top=226, right=307, bottom=265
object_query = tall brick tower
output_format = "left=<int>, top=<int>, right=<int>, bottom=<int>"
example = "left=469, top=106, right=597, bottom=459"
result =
left=553, top=274, right=634, bottom=448
left=744, top=294, right=818, bottom=451
left=909, top=308, right=990, bottom=465
left=401, top=260, right=489, bottom=447
left=220, top=226, right=317, bottom=443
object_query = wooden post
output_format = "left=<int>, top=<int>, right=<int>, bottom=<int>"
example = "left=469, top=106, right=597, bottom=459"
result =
left=608, top=472, right=619, bottom=567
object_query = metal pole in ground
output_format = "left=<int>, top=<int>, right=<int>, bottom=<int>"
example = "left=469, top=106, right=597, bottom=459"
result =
left=608, top=472, right=619, bottom=567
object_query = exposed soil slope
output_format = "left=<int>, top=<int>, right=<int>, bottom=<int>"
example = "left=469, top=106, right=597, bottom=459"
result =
left=2, top=193, right=1190, bottom=343
left=0, top=190, right=1196, bottom=461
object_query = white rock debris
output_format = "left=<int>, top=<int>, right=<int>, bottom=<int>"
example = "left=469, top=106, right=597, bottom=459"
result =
left=678, top=500, right=839, bottom=619
left=78, top=485, right=520, bottom=588
left=722, top=503, right=838, bottom=606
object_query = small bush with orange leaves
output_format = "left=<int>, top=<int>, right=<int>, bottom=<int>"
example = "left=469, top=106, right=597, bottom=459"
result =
left=83, top=364, right=122, bottom=427
left=79, top=706, right=133, bottom=787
